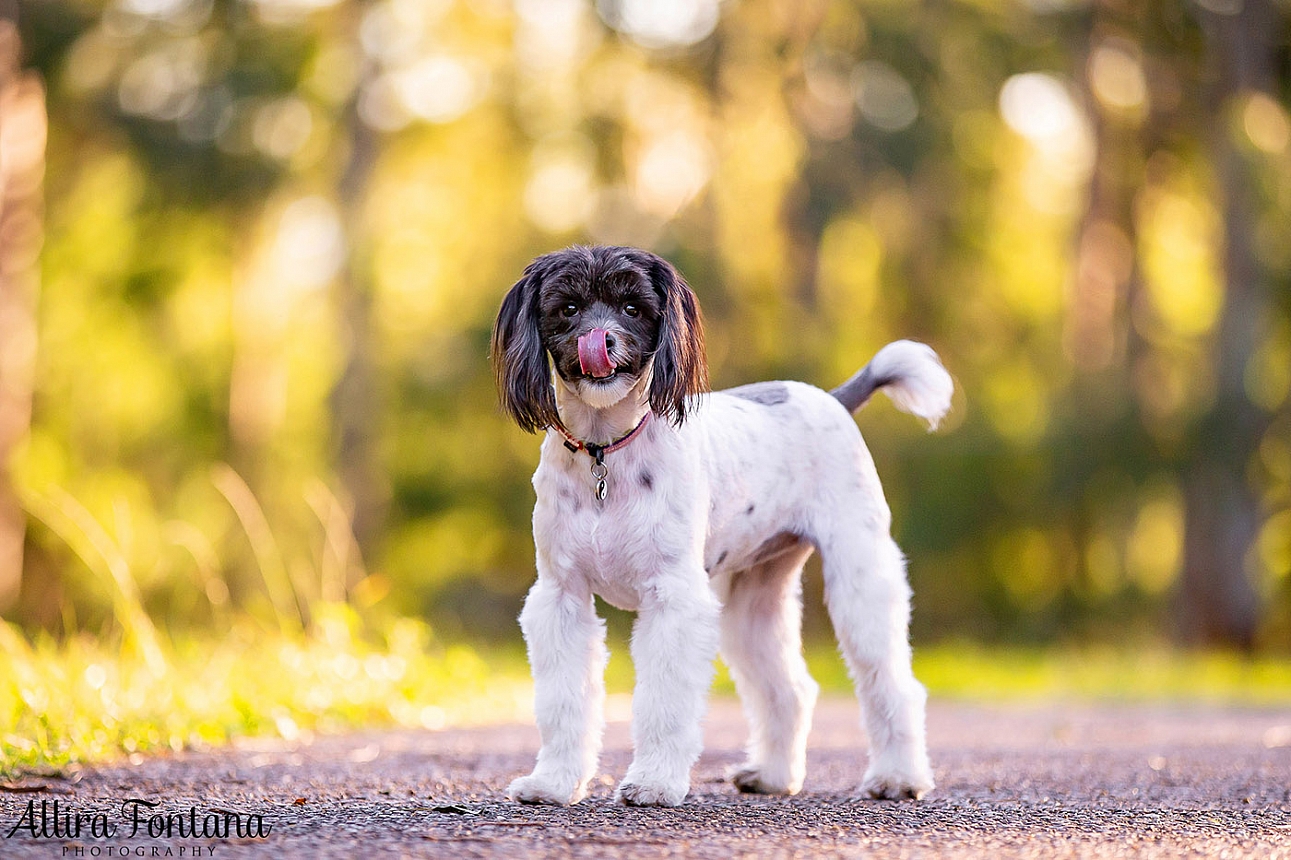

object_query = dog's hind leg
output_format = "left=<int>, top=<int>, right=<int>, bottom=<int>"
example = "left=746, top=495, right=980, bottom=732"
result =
left=507, top=578, right=608, bottom=805
left=719, top=543, right=819, bottom=795
left=817, top=520, right=934, bottom=800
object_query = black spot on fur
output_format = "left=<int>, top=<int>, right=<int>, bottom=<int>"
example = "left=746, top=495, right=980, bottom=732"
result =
left=639, top=471, right=654, bottom=490
left=726, top=381, right=789, bottom=406
left=746, top=504, right=755, bottom=515
left=557, top=485, right=584, bottom=513
left=717, top=550, right=728, bottom=565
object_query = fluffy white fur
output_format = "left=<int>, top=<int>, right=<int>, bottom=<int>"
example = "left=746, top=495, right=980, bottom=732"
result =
left=505, top=339, right=951, bottom=807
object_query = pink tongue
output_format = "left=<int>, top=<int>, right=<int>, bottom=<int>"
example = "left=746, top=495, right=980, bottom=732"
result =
left=577, top=328, right=615, bottom=378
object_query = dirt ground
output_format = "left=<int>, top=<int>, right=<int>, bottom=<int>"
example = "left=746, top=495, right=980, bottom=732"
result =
left=2, top=698, right=1289, bottom=859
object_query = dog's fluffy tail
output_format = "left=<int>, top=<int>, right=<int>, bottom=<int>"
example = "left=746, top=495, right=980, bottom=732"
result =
left=830, top=340, right=953, bottom=430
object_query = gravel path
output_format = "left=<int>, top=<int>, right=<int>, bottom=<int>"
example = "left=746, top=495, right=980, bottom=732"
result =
left=3, top=698, right=1289, bottom=858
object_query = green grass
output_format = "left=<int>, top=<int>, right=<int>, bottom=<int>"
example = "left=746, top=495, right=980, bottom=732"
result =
left=7, top=474, right=1289, bottom=774
left=909, top=642, right=1291, bottom=704
left=607, top=638, right=1291, bottom=705
left=5, top=622, right=1291, bottom=777
left=0, top=608, right=531, bottom=777
left=1, top=472, right=531, bottom=777
left=13, top=469, right=1286, bottom=780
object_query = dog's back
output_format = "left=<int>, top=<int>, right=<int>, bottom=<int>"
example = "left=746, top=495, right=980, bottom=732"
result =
left=692, top=341, right=952, bottom=582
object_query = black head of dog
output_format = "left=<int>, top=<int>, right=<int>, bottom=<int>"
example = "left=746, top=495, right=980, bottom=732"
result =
left=491, top=246, right=708, bottom=433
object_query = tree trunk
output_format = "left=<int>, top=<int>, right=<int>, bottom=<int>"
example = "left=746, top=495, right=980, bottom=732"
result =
left=0, top=16, right=45, bottom=612
left=1176, top=0, right=1277, bottom=650
left=330, top=1, right=386, bottom=561
left=1067, top=3, right=1147, bottom=373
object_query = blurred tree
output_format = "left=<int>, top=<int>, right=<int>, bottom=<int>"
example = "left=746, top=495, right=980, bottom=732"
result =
left=0, top=7, right=44, bottom=611
left=328, top=0, right=387, bottom=560
left=1068, top=0, right=1148, bottom=373
left=1177, top=0, right=1280, bottom=649
left=5, top=0, right=1290, bottom=651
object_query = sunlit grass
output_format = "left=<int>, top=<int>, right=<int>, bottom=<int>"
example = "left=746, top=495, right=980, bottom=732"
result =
left=6, top=623, right=1291, bottom=777
left=5, top=472, right=1288, bottom=777
left=2, top=473, right=534, bottom=777
left=0, top=608, right=530, bottom=777
left=607, top=638, right=1291, bottom=704
left=911, top=643, right=1291, bottom=704
left=914, top=644, right=1291, bottom=703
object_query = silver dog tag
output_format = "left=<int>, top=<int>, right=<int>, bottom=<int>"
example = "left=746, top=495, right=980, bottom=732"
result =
left=591, top=461, right=609, bottom=501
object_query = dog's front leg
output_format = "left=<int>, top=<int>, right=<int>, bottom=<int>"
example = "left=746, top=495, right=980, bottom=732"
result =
left=617, top=572, right=720, bottom=807
left=507, top=578, right=608, bottom=805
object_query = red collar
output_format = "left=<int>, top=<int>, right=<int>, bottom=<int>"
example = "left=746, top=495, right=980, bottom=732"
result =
left=553, top=412, right=652, bottom=464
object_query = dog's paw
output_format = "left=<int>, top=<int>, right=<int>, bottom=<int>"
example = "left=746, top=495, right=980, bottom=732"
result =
left=728, top=764, right=800, bottom=796
left=506, top=774, right=585, bottom=806
left=616, top=779, right=688, bottom=807
left=859, top=766, right=934, bottom=801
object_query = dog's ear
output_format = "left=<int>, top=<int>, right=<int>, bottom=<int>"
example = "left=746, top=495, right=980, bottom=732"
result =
left=644, top=253, right=708, bottom=425
left=491, top=257, right=559, bottom=433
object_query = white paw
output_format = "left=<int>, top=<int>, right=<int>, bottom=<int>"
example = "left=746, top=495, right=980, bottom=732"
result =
left=507, top=773, right=585, bottom=806
left=616, top=778, right=689, bottom=807
left=728, top=763, right=801, bottom=795
left=860, top=762, right=934, bottom=801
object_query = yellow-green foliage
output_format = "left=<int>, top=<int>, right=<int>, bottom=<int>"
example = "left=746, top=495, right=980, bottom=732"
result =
left=14, top=0, right=1291, bottom=657
left=0, top=608, right=529, bottom=777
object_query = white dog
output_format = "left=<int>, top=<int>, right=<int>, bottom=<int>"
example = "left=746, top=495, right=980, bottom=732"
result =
left=490, top=245, right=951, bottom=807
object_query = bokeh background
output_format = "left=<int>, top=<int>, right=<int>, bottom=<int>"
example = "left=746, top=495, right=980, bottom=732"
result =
left=2, top=0, right=1291, bottom=708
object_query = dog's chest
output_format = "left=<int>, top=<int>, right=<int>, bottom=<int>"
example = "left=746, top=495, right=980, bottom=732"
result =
left=533, top=449, right=698, bottom=610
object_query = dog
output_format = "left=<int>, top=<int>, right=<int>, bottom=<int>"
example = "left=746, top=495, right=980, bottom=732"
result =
left=490, top=245, right=951, bottom=807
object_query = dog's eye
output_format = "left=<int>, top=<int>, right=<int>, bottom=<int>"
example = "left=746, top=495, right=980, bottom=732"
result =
left=623, top=303, right=640, bottom=318
left=561, top=303, right=579, bottom=318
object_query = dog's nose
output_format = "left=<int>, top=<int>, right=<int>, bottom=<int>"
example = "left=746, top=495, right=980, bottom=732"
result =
left=604, top=332, right=617, bottom=354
